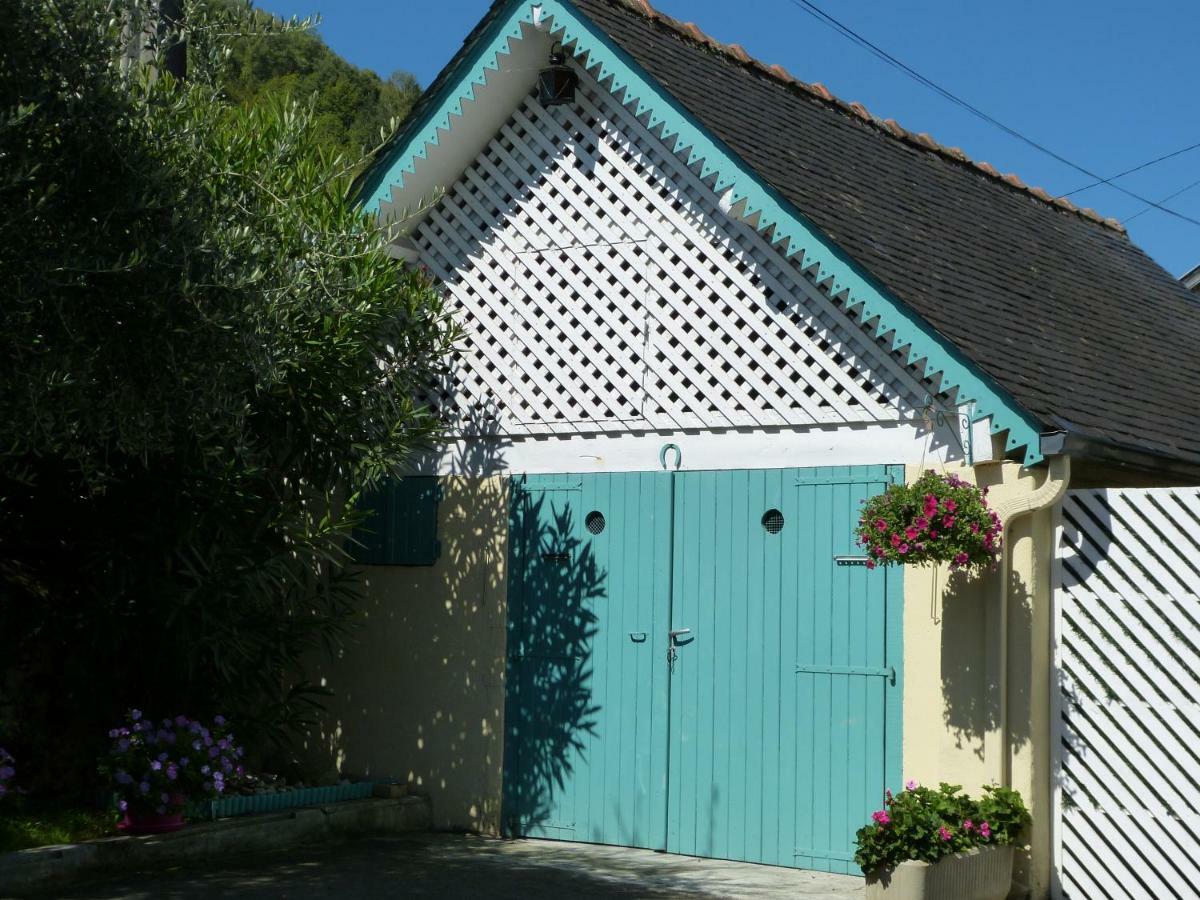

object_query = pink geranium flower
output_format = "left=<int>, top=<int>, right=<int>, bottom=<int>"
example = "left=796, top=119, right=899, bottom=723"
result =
left=905, top=779, right=918, bottom=790
left=872, top=810, right=891, bottom=825
left=938, top=826, right=952, bottom=842
left=979, top=821, right=991, bottom=840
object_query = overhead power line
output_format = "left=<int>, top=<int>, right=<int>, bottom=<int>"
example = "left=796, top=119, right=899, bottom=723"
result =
left=782, top=0, right=1200, bottom=229
left=1126, top=176, right=1200, bottom=224
left=1060, top=140, right=1200, bottom=198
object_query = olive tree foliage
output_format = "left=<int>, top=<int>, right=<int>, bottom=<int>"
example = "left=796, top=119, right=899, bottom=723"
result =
left=0, top=0, right=456, bottom=783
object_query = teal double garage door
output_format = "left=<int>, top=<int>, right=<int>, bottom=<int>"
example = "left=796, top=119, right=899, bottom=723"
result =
left=503, top=465, right=903, bottom=874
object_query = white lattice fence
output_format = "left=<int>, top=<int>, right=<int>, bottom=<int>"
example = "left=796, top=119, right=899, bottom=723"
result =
left=413, top=66, right=936, bottom=436
left=1055, top=487, right=1200, bottom=899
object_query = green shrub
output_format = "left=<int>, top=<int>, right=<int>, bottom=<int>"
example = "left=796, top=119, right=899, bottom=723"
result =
left=0, top=0, right=457, bottom=789
left=0, top=799, right=114, bottom=853
left=853, top=781, right=1030, bottom=875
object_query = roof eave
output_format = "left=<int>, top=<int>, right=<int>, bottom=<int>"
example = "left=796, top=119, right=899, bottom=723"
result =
left=1041, top=430, right=1200, bottom=487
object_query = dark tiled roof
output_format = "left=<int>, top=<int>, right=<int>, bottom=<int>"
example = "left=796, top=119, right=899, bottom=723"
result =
left=571, top=0, right=1200, bottom=467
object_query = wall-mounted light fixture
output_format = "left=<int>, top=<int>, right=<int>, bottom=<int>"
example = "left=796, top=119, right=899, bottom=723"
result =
left=537, top=45, right=576, bottom=106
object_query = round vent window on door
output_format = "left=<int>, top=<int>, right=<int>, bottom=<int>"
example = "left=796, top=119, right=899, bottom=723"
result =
left=586, top=511, right=606, bottom=535
left=761, top=508, right=785, bottom=534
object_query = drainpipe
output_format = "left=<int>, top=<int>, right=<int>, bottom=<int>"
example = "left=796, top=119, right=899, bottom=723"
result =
left=986, top=453, right=1070, bottom=787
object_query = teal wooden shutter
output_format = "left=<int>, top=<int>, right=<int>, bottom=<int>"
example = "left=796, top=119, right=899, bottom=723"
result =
left=355, top=477, right=441, bottom=566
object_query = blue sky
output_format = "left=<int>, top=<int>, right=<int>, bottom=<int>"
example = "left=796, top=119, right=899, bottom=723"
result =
left=266, top=0, right=1200, bottom=277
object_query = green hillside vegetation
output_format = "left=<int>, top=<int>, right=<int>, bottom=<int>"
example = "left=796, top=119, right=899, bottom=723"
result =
left=224, top=18, right=420, bottom=164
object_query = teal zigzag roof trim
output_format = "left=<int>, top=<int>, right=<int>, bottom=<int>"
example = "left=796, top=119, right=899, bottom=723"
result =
left=359, top=0, right=1044, bottom=465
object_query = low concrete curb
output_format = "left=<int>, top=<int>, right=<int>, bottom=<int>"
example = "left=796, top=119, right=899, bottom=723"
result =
left=0, top=795, right=431, bottom=897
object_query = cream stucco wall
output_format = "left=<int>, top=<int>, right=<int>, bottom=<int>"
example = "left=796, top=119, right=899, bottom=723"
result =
left=903, top=459, right=1060, bottom=900
left=306, top=459, right=1070, bottom=894
left=305, top=476, right=509, bottom=834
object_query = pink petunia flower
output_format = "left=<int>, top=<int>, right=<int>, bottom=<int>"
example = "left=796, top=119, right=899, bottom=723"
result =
left=963, top=819, right=975, bottom=833
left=875, top=519, right=888, bottom=532
left=980, top=821, right=991, bottom=840
left=905, top=527, right=919, bottom=540
left=905, top=779, right=918, bottom=790
left=938, top=826, right=952, bottom=842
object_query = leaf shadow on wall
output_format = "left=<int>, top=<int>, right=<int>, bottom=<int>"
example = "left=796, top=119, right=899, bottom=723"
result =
left=502, top=489, right=605, bottom=835
left=300, top=400, right=605, bottom=838
left=940, top=565, right=1033, bottom=762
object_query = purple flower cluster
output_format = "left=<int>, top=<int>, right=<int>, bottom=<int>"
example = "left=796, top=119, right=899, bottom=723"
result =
left=100, top=710, right=247, bottom=816
left=0, top=747, right=14, bottom=800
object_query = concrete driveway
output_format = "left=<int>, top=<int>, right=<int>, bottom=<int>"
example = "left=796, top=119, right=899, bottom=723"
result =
left=49, top=833, right=865, bottom=899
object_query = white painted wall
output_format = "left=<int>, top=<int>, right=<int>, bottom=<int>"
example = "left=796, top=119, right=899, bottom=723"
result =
left=405, top=420, right=970, bottom=476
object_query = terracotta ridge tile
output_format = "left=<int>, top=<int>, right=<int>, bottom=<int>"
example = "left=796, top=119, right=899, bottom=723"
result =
left=726, top=42, right=751, bottom=62
left=606, top=0, right=1127, bottom=234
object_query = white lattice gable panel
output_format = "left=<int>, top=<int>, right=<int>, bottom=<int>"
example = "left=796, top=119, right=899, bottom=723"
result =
left=412, top=68, right=936, bottom=436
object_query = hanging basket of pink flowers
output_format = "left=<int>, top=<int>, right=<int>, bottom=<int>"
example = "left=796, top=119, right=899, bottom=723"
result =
left=855, top=471, right=1002, bottom=573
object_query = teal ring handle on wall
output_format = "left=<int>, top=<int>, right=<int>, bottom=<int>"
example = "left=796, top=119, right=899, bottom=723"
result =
left=659, top=443, right=682, bottom=471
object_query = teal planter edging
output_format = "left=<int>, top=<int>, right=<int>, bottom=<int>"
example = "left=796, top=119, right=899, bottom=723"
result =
left=185, top=782, right=376, bottom=821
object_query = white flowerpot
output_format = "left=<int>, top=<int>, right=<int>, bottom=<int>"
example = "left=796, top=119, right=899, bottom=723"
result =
left=865, top=845, right=1014, bottom=900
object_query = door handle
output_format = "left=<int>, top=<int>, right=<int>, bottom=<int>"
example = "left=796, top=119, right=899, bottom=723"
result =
left=668, top=628, right=693, bottom=645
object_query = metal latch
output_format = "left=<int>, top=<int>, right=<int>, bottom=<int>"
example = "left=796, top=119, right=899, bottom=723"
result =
left=795, top=664, right=896, bottom=685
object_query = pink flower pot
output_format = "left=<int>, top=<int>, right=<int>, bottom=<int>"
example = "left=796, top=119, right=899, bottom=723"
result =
left=119, top=795, right=187, bottom=834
